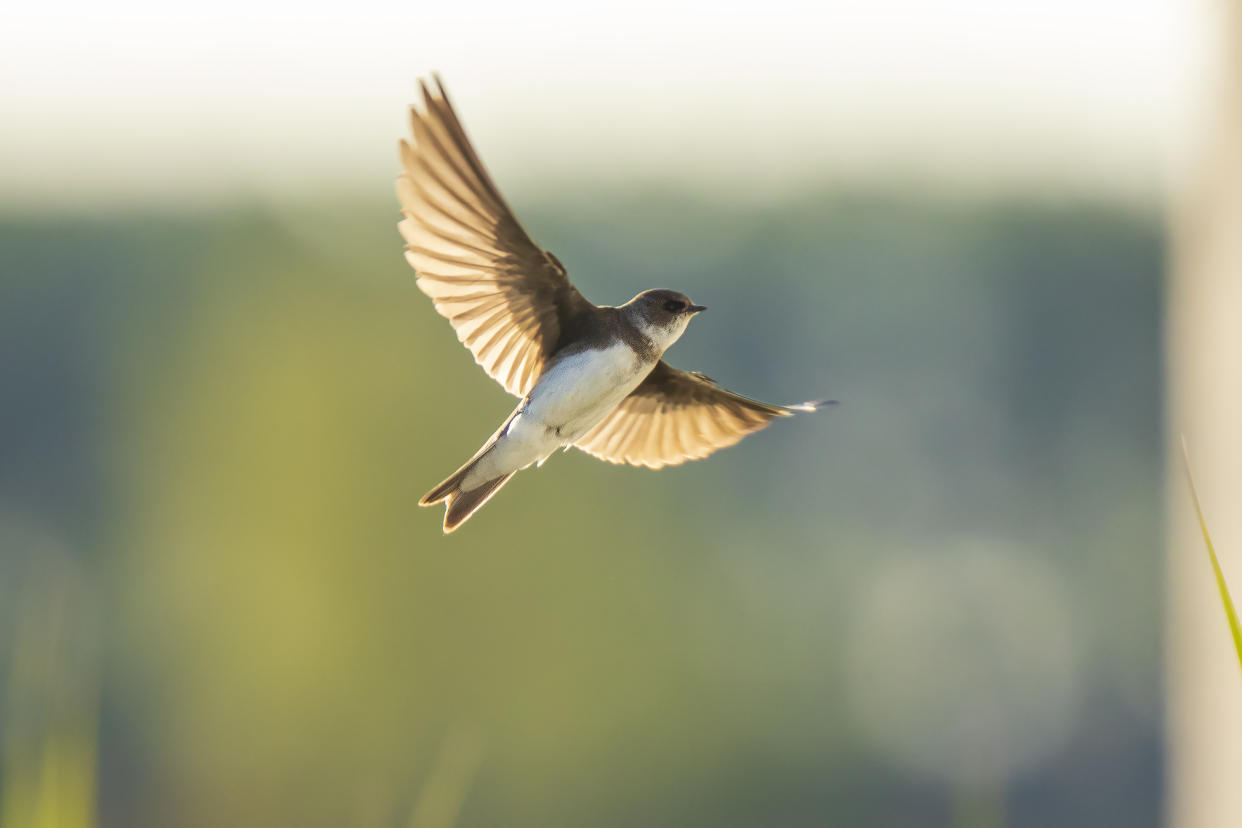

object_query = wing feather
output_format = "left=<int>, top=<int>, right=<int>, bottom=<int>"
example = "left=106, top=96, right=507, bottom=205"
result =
left=575, top=361, right=832, bottom=469
left=398, top=75, right=593, bottom=397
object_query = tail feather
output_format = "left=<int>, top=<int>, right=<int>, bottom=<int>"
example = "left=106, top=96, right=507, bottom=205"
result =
left=441, top=472, right=514, bottom=533
left=420, top=465, right=467, bottom=506
left=420, top=454, right=515, bottom=533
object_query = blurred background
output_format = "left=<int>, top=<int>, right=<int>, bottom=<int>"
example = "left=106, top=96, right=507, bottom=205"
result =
left=1, top=0, right=1235, bottom=826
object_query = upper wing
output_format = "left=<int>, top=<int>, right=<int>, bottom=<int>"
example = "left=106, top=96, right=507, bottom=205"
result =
left=574, top=361, right=832, bottom=469
left=398, top=75, right=593, bottom=397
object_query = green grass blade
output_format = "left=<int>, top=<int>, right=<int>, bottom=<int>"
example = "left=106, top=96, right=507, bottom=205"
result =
left=1180, top=435, right=1242, bottom=676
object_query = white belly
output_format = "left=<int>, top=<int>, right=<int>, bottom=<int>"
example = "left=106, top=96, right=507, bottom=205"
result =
left=523, top=344, right=648, bottom=439
left=461, top=344, right=652, bottom=488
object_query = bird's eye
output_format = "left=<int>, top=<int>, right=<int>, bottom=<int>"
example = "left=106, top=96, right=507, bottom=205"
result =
left=663, top=300, right=685, bottom=313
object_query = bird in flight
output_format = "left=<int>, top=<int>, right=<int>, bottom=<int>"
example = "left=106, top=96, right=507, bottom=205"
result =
left=399, top=75, right=832, bottom=532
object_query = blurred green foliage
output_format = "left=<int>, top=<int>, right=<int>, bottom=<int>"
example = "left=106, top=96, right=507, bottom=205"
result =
left=0, top=190, right=1162, bottom=827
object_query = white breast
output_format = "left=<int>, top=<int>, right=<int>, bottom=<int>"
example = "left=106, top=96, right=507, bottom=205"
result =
left=523, top=344, right=649, bottom=441
left=462, top=342, right=653, bottom=487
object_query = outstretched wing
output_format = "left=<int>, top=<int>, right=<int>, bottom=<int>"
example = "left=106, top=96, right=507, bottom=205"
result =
left=398, top=75, right=593, bottom=397
left=574, top=361, right=832, bottom=469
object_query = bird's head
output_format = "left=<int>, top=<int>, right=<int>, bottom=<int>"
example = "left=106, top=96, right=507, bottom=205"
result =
left=625, top=289, right=708, bottom=351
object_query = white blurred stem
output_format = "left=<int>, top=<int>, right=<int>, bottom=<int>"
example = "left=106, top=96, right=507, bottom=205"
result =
left=1167, top=0, right=1242, bottom=824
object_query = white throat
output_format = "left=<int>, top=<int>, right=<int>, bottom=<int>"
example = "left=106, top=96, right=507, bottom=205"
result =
left=636, top=315, right=691, bottom=355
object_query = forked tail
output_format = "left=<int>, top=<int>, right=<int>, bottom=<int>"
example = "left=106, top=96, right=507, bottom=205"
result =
left=419, top=457, right=515, bottom=533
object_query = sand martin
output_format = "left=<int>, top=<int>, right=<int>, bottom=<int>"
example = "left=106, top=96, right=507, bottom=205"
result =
left=399, top=76, right=832, bottom=532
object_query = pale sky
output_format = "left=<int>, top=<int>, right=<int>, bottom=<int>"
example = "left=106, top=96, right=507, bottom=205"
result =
left=1, top=0, right=1200, bottom=206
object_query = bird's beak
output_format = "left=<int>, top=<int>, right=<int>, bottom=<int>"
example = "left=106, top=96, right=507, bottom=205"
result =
left=688, top=304, right=708, bottom=314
